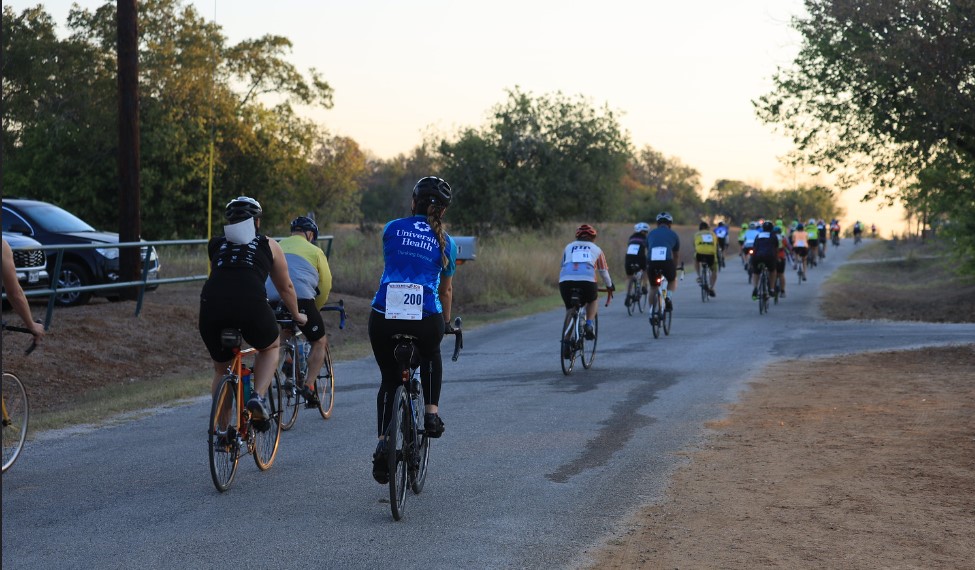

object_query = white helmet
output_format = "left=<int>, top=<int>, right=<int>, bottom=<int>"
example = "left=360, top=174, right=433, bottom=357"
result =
left=634, top=222, right=651, bottom=233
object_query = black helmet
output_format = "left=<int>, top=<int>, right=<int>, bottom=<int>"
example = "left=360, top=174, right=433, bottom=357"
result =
left=762, top=221, right=774, bottom=231
left=290, top=216, right=319, bottom=241
left=412, top=176, right=452, bottom=207
left=656, top=212, right=673, bottom=224
left=225, top=196, right=262, bottom=223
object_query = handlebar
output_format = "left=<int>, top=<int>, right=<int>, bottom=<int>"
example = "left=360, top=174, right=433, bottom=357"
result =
left=444, top=316, right=463, bottom=362
left=321, top=299, right=346, bottom=329
left=1, top=321, right=40, bottom=355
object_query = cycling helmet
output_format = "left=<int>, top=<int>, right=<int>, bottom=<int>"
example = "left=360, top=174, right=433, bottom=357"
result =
left=655, top=212, right=673, bottom=224
left=717, top=221, right=726, bottom=227
left=412, top=176, right=452, bottom=207
left=290, top=216, right=319, bottom=241
left=225, top=196, right=262, bottom=223
left=748, top=222, right=758, bottom=229
left=773, top=225, right=783, bottom=234
left=699, top=221, right=709, bottom=230
left=576, top=224, right=597, bottom=239
left=762, top=221, right=774, bottom=231
left=634, top=222, right=651, bottom=233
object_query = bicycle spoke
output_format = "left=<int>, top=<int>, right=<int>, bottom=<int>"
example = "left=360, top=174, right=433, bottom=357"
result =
left=2, top=373, right=29, bottom=473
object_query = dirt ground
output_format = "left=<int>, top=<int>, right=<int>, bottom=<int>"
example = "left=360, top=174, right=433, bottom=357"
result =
left=3, top=239, right=974, bottom=569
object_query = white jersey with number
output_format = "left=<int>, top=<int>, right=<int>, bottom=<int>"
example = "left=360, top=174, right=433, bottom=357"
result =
left=559, top=240, right=609, bottom=283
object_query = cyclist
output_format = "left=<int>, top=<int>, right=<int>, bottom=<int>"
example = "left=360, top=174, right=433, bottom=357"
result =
left=623, top=222, right=650, bottom=307
left=853, top=220, right=864, bottom=241
left=805, top=218, right=819, bottom=263
left=199, top=196, right=307, bottom=421
left=830, top=219, right=841, bottom=245
left=751, top=221, right=779, bottom=300
left=817, top=219, right=828, bottom=257
left=265, top=216, right=333, bottom=406
left=693, top=221, right=718, bottom=297
left=714, top=221, right=729, bottom=264
left=737, top=222, right=748, bottom=257
left=1, top=238, right=45, bottom=343
left=742, top=222, right=760, bottom=279
left=560, top=224, right=614, bottom=341
left=773, top=225, right=793, bottom=297
left=369, top=176, right=457, bottom=484
left=870, top=223, right=877, bottom=237
left=646, top=212, right=681, bottom=310
left=791, top=221, right=809, bottom=280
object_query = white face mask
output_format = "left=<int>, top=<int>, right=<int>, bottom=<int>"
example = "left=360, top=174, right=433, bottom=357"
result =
left=224, top=218, right=256, bottom=244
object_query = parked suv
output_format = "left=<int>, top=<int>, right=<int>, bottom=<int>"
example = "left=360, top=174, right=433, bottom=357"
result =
left=2, top=231, right=49, bottom=293
left=2, top=199, right=161, bottom=307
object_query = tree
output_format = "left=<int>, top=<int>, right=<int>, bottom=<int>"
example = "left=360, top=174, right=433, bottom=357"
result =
left=2, top=0, right=334, bottom=238
left=754, top=0, right=975, bottom=258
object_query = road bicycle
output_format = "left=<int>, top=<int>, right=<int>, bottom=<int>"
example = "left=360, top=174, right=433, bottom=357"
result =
left=796, top=255, right=806, bottom=285
left=274, top=301, right=347, bottom=431
left=384, top=319, right=463, bottom=521
left=697, top=261, right=713, bottom=303
left=831, top=232, right=840, bottom=248
left=717, top=246, right=726, bottom=270
left=2, top=323, right=37, bottom=474
left=560, top=288, right=609, bottom=375
left=854, top=232, right=863, bottom=245
left=649, top=264, right=683, bottom=339
left=623, top=266, right=647, bottom=316
left=207, top=328, right=284, bottom=492
left=755, top=262, right=774, bottom=315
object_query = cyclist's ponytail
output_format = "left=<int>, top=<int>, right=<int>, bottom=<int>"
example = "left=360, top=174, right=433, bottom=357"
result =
left=426, top=204, right=449, bottom=268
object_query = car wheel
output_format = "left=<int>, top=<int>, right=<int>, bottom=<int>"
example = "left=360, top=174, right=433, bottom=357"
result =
left=55, top=261, right=93, bottom=307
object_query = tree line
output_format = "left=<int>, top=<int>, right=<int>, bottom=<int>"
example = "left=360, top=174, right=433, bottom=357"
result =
left=4, top=0, right=846, bottom=240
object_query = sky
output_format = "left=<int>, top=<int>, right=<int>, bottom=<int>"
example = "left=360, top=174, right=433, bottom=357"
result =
left=19, top=0, right=907, bottom=233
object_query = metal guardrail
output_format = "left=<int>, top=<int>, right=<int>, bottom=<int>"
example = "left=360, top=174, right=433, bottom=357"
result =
left=4, top=236, right=334, bottom=328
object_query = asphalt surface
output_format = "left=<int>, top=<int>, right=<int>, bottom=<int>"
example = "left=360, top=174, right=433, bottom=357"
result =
left=3, top=240, right=974, bottom=569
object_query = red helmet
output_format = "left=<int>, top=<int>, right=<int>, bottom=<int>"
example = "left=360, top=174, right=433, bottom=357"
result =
left=575, top=224, right=597, bottom=239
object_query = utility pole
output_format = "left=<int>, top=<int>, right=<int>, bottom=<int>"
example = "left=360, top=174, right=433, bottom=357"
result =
left=117, top=0, right=141, bottom=299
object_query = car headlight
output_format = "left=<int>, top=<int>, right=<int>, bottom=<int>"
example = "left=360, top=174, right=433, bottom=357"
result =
left=96, top=247, right=120, bottom=259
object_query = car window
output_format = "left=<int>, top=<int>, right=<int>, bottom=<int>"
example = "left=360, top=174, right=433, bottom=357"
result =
left=2, top=208, right=31, bottom=233
left=18, top=203, right=97, bottom=233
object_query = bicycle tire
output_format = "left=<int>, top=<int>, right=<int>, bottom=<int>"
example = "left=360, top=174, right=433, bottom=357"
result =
left=560, top=310, right=577, bottom=375
left=758, top=270, right=769, bottom=315
left=277, top=348, right=300, bottom=431
left=663, top=300, right=673, bottom=335
left=208, top=375, right=241, bottom=492
left=700, top=266, right=710, bottom=303
left=253, top=375, right=283, bottom=471
left=387, top=386, right=409, bottom=520
left=410, top=386, right=430, bottom=494
left=2, top=372, right=29, bottom=473
left=581, top=313, right=598, bottom=369
left=626, top=278, right=636, bottom=316
left=316, top=344, right=336, bottom=419
left=650, top=293, right=661, bottom=339
left=637, top=281, right=648, bottom=313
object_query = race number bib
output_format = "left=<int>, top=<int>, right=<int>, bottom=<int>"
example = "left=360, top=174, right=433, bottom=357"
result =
left=650, top=246, right=668, bottom=261
left=571, top=248, right=593, bottom=264
left=626, top=244, right=641, bottom=255
left=385, top=282, right=423, bottom=320
left=700, top=234, right=714, bottom=243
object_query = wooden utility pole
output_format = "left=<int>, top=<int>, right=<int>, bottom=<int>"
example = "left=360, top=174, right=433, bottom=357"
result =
left=117, top=0, right=141, bottom=299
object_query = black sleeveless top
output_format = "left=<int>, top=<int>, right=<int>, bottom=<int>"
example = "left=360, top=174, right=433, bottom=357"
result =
left=201, top=235, right=274, bottom=301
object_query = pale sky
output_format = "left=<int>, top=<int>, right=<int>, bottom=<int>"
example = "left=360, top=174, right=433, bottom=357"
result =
left=19, top=0, right=907, bottom=233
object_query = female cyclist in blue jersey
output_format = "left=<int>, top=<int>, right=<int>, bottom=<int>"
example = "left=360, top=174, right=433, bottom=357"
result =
left=368, top=176, right=457, bottom=484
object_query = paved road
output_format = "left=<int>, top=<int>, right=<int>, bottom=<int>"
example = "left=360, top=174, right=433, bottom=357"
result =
left=3, top=240, right=973, bottom=569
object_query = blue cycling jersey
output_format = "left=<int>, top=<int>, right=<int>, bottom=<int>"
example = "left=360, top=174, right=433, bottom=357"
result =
left=371, top=215, right=457, bottom=318
left=646, top=226, right=680, bottom=261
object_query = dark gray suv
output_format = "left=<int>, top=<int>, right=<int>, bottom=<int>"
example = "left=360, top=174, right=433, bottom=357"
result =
left=2, top=199, right=160, bottom=306
left=2, top=231, right=49, bottom=293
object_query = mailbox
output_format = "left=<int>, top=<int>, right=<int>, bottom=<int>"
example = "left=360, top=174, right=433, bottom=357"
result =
left=453, top=236, right=477, bottom=265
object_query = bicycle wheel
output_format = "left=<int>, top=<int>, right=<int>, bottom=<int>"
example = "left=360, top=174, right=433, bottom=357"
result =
left=581, top=313, right=598, bottom=369
left=650, top=293, right=661, bottom=339
left=758, top=271, right=769, bottom=315
left=208, top=375, right=241, bottom=492
left=663, top=298, right=673, bottom=335
left=2, top=373, right=29, bottom=473
left=277, top=348, right=300, bottom=431
left=387, top=386, right=409, bottom=520
left=316, top=344, right=336, bottom=419
left=410, top=387, right=430, bottom=494
left=699, top=267, right=709, bottom=303
left=252, top=376, right=283, bottom=471
left=625, top=278, right=636, bottom=316
left=637, top=280, right=648, bottom=313
left=560, top=310, right=577, bottom=375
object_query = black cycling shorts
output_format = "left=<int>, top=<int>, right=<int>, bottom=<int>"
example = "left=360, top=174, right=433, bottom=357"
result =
left=624, top=255, right=646, bottom=276
left=695, top=253, right=716, bottom=268
left=648, top=260, right=676, bottom=285
left=751, top=255, right=777, bottom=273
left=199, top=296, right=279, bottom=362
left=559, top=280, right=598, bottom=308
left=793, top=246, right=808, bottom=258
left=776, top=258, right=786, bottom=273
left=295, top=298, right=327, bottom=342
left=808, top=239, right=819, bottom=248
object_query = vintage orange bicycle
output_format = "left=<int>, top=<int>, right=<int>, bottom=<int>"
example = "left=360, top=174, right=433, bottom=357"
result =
left=207, top=328, right=283, bottom=492
left=2, top=322, right=37, bottom=474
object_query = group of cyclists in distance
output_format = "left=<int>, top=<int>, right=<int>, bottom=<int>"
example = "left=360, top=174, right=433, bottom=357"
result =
left=558, top=213, right=870, bottom=324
